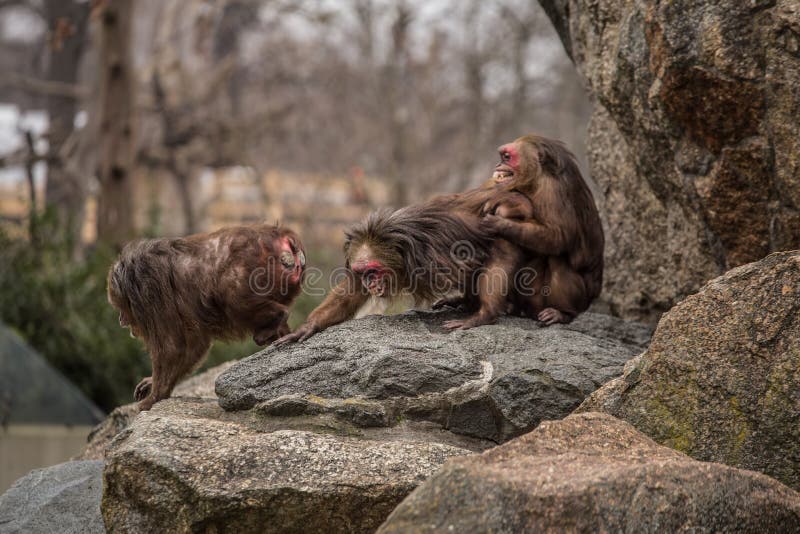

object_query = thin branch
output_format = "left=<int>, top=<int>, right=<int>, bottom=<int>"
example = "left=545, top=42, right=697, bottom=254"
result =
left=23, top=130, right=38, bottom=242
left=1, top=71, right=89, bottom=99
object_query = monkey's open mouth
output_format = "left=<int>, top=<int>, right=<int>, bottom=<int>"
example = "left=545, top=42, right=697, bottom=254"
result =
left=492, top=165, right=514, bottom=182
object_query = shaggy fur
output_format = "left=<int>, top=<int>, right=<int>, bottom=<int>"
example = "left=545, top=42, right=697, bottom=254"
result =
left=344, top=205, right=494, bottom=302
left=108, top=224, right=304, bottom=410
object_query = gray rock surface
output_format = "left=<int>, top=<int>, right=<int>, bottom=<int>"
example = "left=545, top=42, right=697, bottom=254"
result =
left=216, top=311, right=651, bottom=442
left=580, top=251, right=800, bottom=490
left=539, top=0, right=800, bottom=322
left=76, top=360, right=237, bottom=460
left=102, top=397, right=477, bottom=534
left=378, top=413, right=800, bottom=533
left=0, top=460, right=104, bottom=534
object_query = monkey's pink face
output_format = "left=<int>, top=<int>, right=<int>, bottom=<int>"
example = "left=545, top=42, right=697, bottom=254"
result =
left=492, top=143, right=520, bottom=183
left=351, top=259, right=390, bottom=297
left=278, top=235, right=306, bottom=285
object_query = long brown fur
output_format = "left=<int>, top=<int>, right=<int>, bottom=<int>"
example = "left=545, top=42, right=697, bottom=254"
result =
left=344, top=205, right=494, bottom=303
left=108, top=224, right=305, bottom=410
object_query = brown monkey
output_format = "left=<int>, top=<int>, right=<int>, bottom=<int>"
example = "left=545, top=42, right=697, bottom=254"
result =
left=275, top=204, right=496, bottom=344
left=108, top=224, right=306, bottom=410
left=477, top=134, right=604, bottom=324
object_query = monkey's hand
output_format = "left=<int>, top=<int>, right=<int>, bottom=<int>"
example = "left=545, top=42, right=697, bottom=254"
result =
left=480, top=199, right=499, bottom=217
left=481, top=214, right=513, bottom=237
left=274, top=322, right=319, bottom=345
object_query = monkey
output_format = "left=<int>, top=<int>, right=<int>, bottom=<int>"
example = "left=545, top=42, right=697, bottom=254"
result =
left=417, top=135, right=602, bottom=327
left=277, top=134, right=603, bottom=343
left=476, top=134, right=604, bottom=325
left=107, top=224, right=306, bottom=410
left=274, top=204, right=497, bottom=344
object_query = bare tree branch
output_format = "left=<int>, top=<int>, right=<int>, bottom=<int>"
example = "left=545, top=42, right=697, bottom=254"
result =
left=1, top=71, right=89, bottom=99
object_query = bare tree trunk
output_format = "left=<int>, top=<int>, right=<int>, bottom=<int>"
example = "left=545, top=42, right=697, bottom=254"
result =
left=387, top=2, right=412, bottom=207
left=42, top=0, right=89, bottom=250
left=95, top=0, right=135, bottom=248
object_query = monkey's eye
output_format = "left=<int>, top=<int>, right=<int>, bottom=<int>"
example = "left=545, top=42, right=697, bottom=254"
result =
left=501, top=152, right=510, bottom=162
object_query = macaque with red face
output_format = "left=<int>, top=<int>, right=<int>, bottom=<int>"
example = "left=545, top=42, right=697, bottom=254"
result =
left=108, top=224, right=305, bottom=410
left=275, top=205, right=496, bottom=344
left=478, top=134, right=604, bottom=325
left=277, top=134, right=603, bottom=344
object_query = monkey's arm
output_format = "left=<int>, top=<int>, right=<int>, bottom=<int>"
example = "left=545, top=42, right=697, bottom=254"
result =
left=483, top=215, right=570, bottom=256
left=274, top=270, right=369, bottom=344
left=483, top=177, right=576, bottom=256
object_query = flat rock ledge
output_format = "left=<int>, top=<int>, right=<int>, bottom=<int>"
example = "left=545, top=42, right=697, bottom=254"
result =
left=101, top=397, right=482, bottom=533
left=216, top=311, right=651, bottom=442
left=378, top=413, right=800, bottom=533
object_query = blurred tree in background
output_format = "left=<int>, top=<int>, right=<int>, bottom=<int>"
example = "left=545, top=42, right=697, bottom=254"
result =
left=0, top=0, right=590, bottom=411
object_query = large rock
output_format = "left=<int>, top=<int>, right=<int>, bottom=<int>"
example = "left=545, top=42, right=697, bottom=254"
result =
left=77, top=360, right=237, bottom=460
left=539, top=0, right=800, bottom=321
left=216, top=311, right=651, bottom=442
left=580, top=251, right=800, bottom=490
left=0, top=460, right=104, bottom=534
left=378, top=413, right=800, bottom=533
left=101, top=397, right=479, bottom=533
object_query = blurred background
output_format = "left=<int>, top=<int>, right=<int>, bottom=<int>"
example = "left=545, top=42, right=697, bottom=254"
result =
left=0, top=0, right=589, bottom=489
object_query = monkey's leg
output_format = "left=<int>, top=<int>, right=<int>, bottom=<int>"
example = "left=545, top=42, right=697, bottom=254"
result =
left=538, top=257, right=587, bottom=326
left=443, top=265, right=507, bottom=329
left=432, top=294, right=471, bottom=310
left=138, top=337, right=212, bottom=411
left=444, top=241, right=518, bottom=330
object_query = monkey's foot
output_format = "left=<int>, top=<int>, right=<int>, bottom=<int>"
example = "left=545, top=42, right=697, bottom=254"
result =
left=443, top=314, right=496, bottom=330
left=538, top=308, right=571, bottom=326
left=134, top=377, right=153, bottom=401
left=138, top=396, right=155, bottom=412
left=432, top=296, right=468, bottom=310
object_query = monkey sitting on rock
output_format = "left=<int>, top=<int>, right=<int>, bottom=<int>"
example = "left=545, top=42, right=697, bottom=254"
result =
left=108, top=224, right=306, bottom=411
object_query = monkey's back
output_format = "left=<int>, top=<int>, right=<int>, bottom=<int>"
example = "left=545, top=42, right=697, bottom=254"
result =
left=107, top=225, right=302, bottom=343
left=108, top=237, right=219, bottom=342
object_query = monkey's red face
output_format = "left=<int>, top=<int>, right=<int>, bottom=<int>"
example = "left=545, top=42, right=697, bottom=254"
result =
left=351, top=253, right=391, bottom=297
left=277, top=234, right=306, bottom=285
left=493, top=143, right=520, bottom=183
